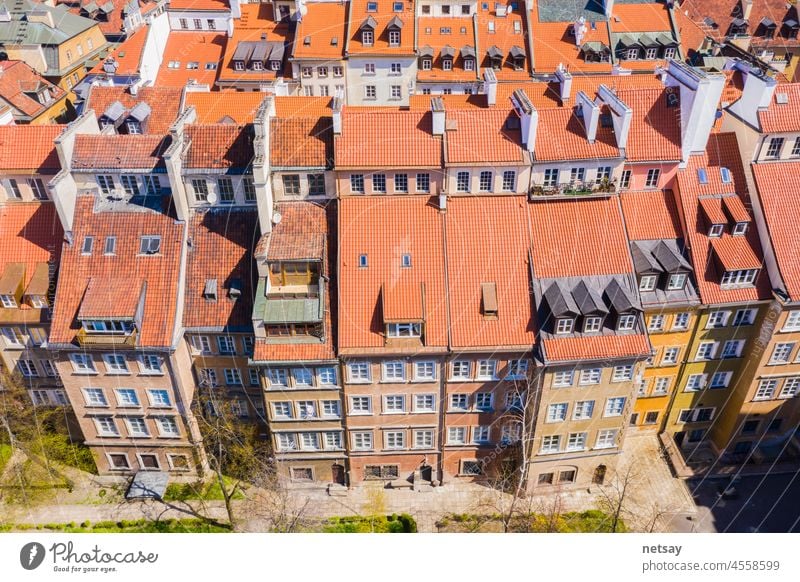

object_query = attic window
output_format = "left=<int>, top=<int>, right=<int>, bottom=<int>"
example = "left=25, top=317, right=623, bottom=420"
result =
left=139, top=235, right=161, bottom=255
left=401, top=254, right=412, bottom=268
left=481, top=282, right=498, bottom=318
left=228, top=278, right=242, bottom=299
left=513, top=21, right=521, bottom=34
left=331, top=37, right=338, bottom=46
left=488, top=21, right=495, bottom=33
left=776, top=92, right=789, bottom=104
left=82, top=236, right=94, bottom=255
left=733, top=222, right=748, bottom=236
left=709, top=224, right=724, bottom=238
left=697, top=168, right=708, bottom=184
left=720, top=167, right=732, bottom=183
left=600, top=113, right=612, bottom=127
left=667, top=273, right=687, bottom=290
left=555, top=317, right=574, bottom=334
left=104, top=236, right=116, bottom=255
left=367, top=2, right=377, bottom=11
left=203, top=279, right=218, bottom=301
left=393, top=1, right=403, bottom=11
left=583, top=316, right=602, bottom=333
left=358, top=254, right=368, bottom=268
left=303, top=36, right=311, bottom=46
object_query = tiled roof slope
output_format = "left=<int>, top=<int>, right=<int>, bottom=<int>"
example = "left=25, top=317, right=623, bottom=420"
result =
left=535, top=106, right=620, bottom=161
left=475, top=1, right=530, bottom=80
left=675, top=132, right=769, bottom=305
left=72, top=134, right=170, bottom=170
left=0, top=126, right=64, bottom=172
left=84, top=86, right=183, bottom=134
left=89, top=25, right=148, bottom=75
left=445, top=109, right=527, bottom=165
left=616, top=87, right=682, bottom=162
left=156, top=32, right=225, bottom=88
left=758, top=83, right=800, bottom=133
left=335, top=110, right=442, bottom=168
left=292, top=1, right=348, bottom=59
left=681, top=0, right=800, bottom=47
left=544, top=334, right=651, bottom=362
left=270, top=117, right=333, bottom=168
left=50, top=196, right=184, bottom=348
left=529, top=197, right=634, bottom=278
left=0, top=61, right=66, bottom=119
left=620, top=189, right=682, bottom=241
left=184, top=91, right=267, bottom=124
left=184, top=125, right=253, bottom=169
left=530, top=18, right=613, bottom=74
left=752, top=162, right=800, bottom=301
left=346, top=0, right=414, bottom=55
left=0, top=202, right=63, bottom=290
left=218, top=3, right=292, bottom=82
left=338, top=196, right=447, bottom=351
left=446, top=196, right=535, bottom=349
left=184, top=209, right=259, bottom=329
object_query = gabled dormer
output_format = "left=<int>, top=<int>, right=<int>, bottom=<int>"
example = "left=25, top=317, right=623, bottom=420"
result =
left=461, top=46, right=476, bottom=71
left=572, top=280, right=608, bottom=334
left=387, top=15, right=403, bottom=47
left=76, top=277, right=144, bottom=347
left=441, top=45, right=455, bottom=70
left=543, top=281, right=579, bottom=335
left=360, top=15, right=377, bottom=46
left=604, top=278, right=640, bottom=332
left=382, top=282, right=425, bottom=344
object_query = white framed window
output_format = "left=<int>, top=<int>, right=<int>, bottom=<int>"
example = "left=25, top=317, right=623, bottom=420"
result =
left=639, top=275, right=657, bottom=291
left=579, top=368, right=601, bottom=385
left=612, top=365, right=633, bottom=382
left=232, top=399, right=249, bottom=419
left=383, top=395, right=405, bottom=413
left=139, top=235, right=161, bottom=255
left=721, top=269, right=758, bottom=287
left=543, top=168, right=559, bottom=187
left=315, top=367, right=336, bottom=386
left=553, top=371, right=574, bottom=387
left=103, top=353, right=128, bottom=374
left=155, top=416, right=179, bottom=437
left=672, top=312, right=690, bottom=330
left=319, top=400, right=339, bottom=418
left=662, top=347, right=680, bottom=365
left=224, top=368, right=242, bottom=385
left=783, top=310, right=800, bottom=332
left=17, top=359, right=38, bottom=377
left=451, top=360, right=470, bottom=379
left=297, top=401, right=317, bottom=419
left=501, top=423, right=522, bottom=444
left=584, top=316, right=603, bottom=333
left=324, top=432, right=343, bottom=450
left=645, top=168, right=661, bottom=188
left=475, top=392, right=492, bottom=411
left=653, top=377, right=671, bottom=395
left=733, top=309, right=757, bottom=326
left=147, top=389, right=170, bottom=408
left=506, top=359, right=528, bottom=379
left=502, top=170, right=516, bottom=191
left=567, top=432, right=587, bottom=451
left=125, top=417, right=149, bottom=437
left=779, top=377, right=800, bottom=398
left=595, top=429, right=618, bottom=449
left=387, top=322, right=421, bottom=337
left=709, top=371, right=732, bottom=389
left=414, top=361, right=436, bottom=381
left=191, top=335, right=211, bottom=354
left=540, top=435, right=560, bottom=454
left=414, top=394, right=435, bottom=412
left=556, top=318, right=574, bottom=334
left=695, top=341, right=718, bottom=361
left=115, top=388, right=139, bottom=407
left=685, top=373, right=707, bottom=392
left=547, top=403, right=568, bottom=423
left=770, top=342, right=795, bottom=364
left=382, top=361, right=405, bottom=382
left=272, top=402, right=292, bottom=419
left=352, top=431, right=373, bottom=450
left=754, top=379, right=777, bottom=401
left=94, top=416, right=118, bottom=436
left=267, top=368, right=288, bottom=387
left=573, top=400, right=594, bottom=420
left=83, top=388, right=107, bottom=407
left=721, top=340, right=744, bottom=359
left=472, top=426, right=491, bottom=444
left=349, top=396, right=371, bottom=414
left=300, top=433, right=320, bottom=450
left=384, top=431, right=405, bottom=450
left=449, top=393, right=469, bottom=411
left=648, top=315, right=664, bottom=332
left=618, top=314, right=637, bottom=331
left=70, top=353, right=95, bottom=373
left=347, top=361, right=371, bottom=382
left=476, top=360, right=496, bottom=379
left=276, top=433, right=297, bottom=451
left=292, top=368, right=313, bottom=387
left=604, top=397, right=626, bottom=417
left=706, top=310, right=730, bottom=328
left=413, top=429, right=434, bottom=449
left=447, top=427, right=466, bottom=445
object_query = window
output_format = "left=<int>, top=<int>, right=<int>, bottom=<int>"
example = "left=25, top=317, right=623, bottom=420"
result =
left=733, top=222, right=748, bottom=236
left=413, top=430, right=433, bottom=449
left=191, top=179, right=209, bottom=202
left=476, top=360, right=496, bottom=379
left=317, top=367, right=336, bottom=386
left=618, top=314, right=636, bottom=331
left=685, top=373, right=707, bottom=392
left=626, top=48, right=639, bottom=60
left=199, top=368, right=218, bottom=387
left=543, top=168, right=559, bottom=187
left=14, top=359, right=35, bottom=378
left=302, top=173, right=325, bottom=197
left=567, top=432, right=587, bottom=451
left=299, top=433, right=320, bottom=450
left=569, top=167, right=585, bottom=183
left=384, top=395, right=405, bottom=413
left=547, top=403, right=568, bottom=423
left=653, top=377, right=670, bottom=395
left=501, top=423, right=521, bottom=444
left=81, top=236, right=94, bottom=255
left=596, top=429, right=618, bottom=449
left=448, top=427, right=466, bottom=444
left=573, top=400, right=594, bottom=420
left=472, top=426, right=490, bottom=444
left=706, top=310, right=730, bottom=328
left=216, top=335, right=235, bottom=355
left=785, top=310, right=800, bottom=331
left=478, top=171, right=493, bottom=192
left=456, top=171, right=470, bottom=192
left=507, top=359, right=528, bottom=379
left=125, top=417, right=149, bottom=437
left=612, top=366, right=633, bottom=382
left=639, top=275, right=657, bottom=291
left=103, top=354, right=128, bottom=374
left=113, top=388, right=138, bottom=407
left=385, top=431, right=405, bottom=449
left=695, top=341, right=718, bottom=361
left=348, top=174, right=366, bottom=195
left=604, top=397, right=626, bottom=417
left=645, top=168, right=660, bottom=188
left=94, top=416, right=118, bottom=436
left=733, top=308, right=756, bottom=326
left=382, top=361, right=406, bottom=382
left=282, top=175, right=301, bottom=197
left=267, top=368, right=288, bottom=387
left=538, top=473, right=554, bottom=485
left=553, top=371, right=574, bottom=387
left=24, top=178, right=47, bottom=200
left=672, top=312, right=690, bottom=330
left=780, top=377, right=800, bottom=398
left=352, top=431, right=373, bottom=451
left=451, top=360, right=470, bottom=379
left=668, top=273, right=687, bottom=290
left=224, top=368, right=242, bottom=385
left=721, top=340, right=743, bottom=359
left=502, top=170, right=516, bottom=191
left=471, top=392, right=491, bottom=411
left=416, top=173, right=430, bottom=193
left=584, top=316, right=602, bottom=333
left=595, top=166, right=612, bottom=184
left=70, top=354, right=95, bottom=373
left=662, top=347, right=680, bottom=365
left=348, top=361, right=370, bottom=382
left=41, top=360, right=57, bottom=378
left=372, top=174, right=386, bottom=193
left=766, top=137, right=784, bottom=159
left=770, top=342, right=795, bottom=364
left=216, top=178, right=235, bottom=203
left=709, top=224, right=724, bottom=237
left=350, top=396, right=371, bottom=414
left=620, top=169, right=632, bottom=189
left=0, top=294, right=16, bottom=309
left=709, top=371, right=732, bottom=389
left=414, top=361, right=435, bottom=381
left=645, top=47, right=658, bottom=60
left=297, top=401, right=317, bottom=419
left=147, top=389, right=170, bottom=408
left=648, top=315, right=664, bottom=332
left=414, top=394, right=435, bottom=412
left=292, top=368, right=313, bottom=387
left=579, top=368, right=601, bottom=385
left=721, top=269, right=758, bottom=287
left=450, top=394, right=469, bottom=411
left=540, top=435, right=560, bottom=453
left=138, top=235, right=160, bottom=255
left=276, top=434, right=297, bottom=451
left=393, top=173, right=408, bottom=193
left=556, top=318, right=574, bottom=334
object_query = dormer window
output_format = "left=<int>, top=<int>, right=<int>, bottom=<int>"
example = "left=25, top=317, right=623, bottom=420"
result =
left=234, top=60, right=245, bottom=71
left=442, top=58, right=452, bottom=71
left=389, top=30, right=401, bottom=46
left=617, top=314, right=636, bottom=331
left=421, top=58, right=432, bottom=70
left=387, top=322, right=421, bottom=338
left=720, top=167, right=732, bottom=183
left=639, top=275, right=657, bottom=291
left=721, top=269, right=758, bottom=287
left=583, top=316, right=602, bottom=333
left=28, top=295, right=47, bottom=309
left=358, top=254, right=368, bottom=268
left=733, top=222, right=748, bottom=236
left=481, top=282, right=498, bottom=319
left=253, top=61, right=263, bottom=71
left=270, top=60, right=281, bottom=71
left=401, top=254, right=412, bottom=268
left=464, top=57, right=475, bottom=71
left=555, top=317, right=574, bottom=334
left=626, top=48, right=639, bottom=60
left=709, top=224, right=724, bottom=237
left=362, top=30, right=374, bottom=46
left=0, top=294, right=17, bottom=308
left=126, top=120, right=141, bottom=135
left=367, top=1, right=378, bottom=11
left=667, top=272, right=687, bottom=291
left=82, top=320, right=135, bottom=334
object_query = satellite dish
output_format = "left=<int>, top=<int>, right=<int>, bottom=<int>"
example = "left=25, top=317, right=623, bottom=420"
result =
left=272, top=211, right=282, bottom=225
left=206, top=191, right=217, bottom=204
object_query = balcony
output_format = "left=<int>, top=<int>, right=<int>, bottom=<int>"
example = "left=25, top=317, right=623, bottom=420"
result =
left=528, top=179, right=617, bottom=200
left=76, top=328, right=137, bottom=348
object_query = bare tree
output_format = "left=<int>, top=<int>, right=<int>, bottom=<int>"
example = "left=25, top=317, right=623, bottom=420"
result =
left=243, top=470, right=313, bottom=533
left=596, top=463, right=638, bottom=533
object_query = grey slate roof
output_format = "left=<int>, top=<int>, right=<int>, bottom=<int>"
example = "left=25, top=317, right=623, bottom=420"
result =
left=543, top=280, right=579, bottom=317
left=604, top=277, right=637, bottom=313
left=0, top=0, right=96, bottom=46
left=572, top=280, right=608, bottom=315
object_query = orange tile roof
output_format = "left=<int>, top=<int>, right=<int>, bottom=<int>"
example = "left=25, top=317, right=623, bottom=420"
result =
left=616, top=87, right=682, bottom=162
left=292, top=1, right=348, bottom=60
left=383, top=281, right=424, bottom=321
left=184, top=125, right=253, bottom=169
left=156, top=32, right=226, bottom=88
left=445, top=109, right=526, bottom=164
left=416, top=16, right=479, bottom=82
left=72, top=134, right=170, bottom=170
left=78, top=277, right=143, bottom=319
left=184, top=91, right=267, bottom=124
left=752, top=162, right=800, bottom=301
left=185, top=209, right=259, bottom=329
left=758, top=83, right=800, bottom=133
left=476, top=2, right=530, bottom=80
left=671, top=3, right=708, bottom=60
left=682, top=0, right=800, bottom=48
left=675, top=133, right=769, bottom=304
left=534, top=106, right=620, bottom=161
left=338, top=196, right=447, bottom=350
left=609, top=2, right=672, bottom=33
left=0, top=125, right=64, bottom=172
left=529, top=197, right=634, bottom=278
left=270, top=117, right=333, bottom=168
left=89, top=25, right=147, bottom=75
left=334, top=109, right=442, bottom=168
left=710, top=236, right=762, bottom=271
left=346, top=0, right=415, bottom=56
left=0, top=202, right=63, bottom=293
left=446, top=196, right=536, bottom=349
left=0, top=61, right=67, bottom=119
left=274, top=96, right=334, bottom=118
left=262, top=202, right=328, bottom=261
left=543, top=334, right=651, bottom=362
left=218, top=4, right=291, bottom=83
left=698, top=196, right=728, bottom=224
left=168, top=0, right=229, bottom=9
left=50, top=196, right=184, bottom=348
left=530, top=19, right=612, bottom=74
left=620, top=189, right=682, bottom=241
left=84, top=86, right=183, bottom=134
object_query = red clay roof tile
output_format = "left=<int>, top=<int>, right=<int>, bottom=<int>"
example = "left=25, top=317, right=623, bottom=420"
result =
left=616, top=88, right=682, bottom=162
left=0, top=202, right=63, bottom=293
left=84, top=86, right=183, bottom=134
left=445, top=109, right=527, bottom=164
left=620, top=189, right=682, bottom=240
left=270, top=117, right=333, bottom=168
left=184, top=125, right=253, bottom=169
left=72, top=134, right=171, bottom=170
left=0, top=125, right=64, bottom=172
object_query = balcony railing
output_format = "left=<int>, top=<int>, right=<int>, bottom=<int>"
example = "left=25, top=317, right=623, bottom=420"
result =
left=76, top=328, right=137, bottom=348
left=528, top=179, right=617, bottom=200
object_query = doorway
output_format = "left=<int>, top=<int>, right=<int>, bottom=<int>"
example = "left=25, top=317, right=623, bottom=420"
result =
left=592, top=464, right=607, bottom=485
left=331, top=463, right=345, bottom=486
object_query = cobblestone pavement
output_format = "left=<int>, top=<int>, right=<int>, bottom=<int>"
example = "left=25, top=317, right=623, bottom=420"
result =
left=1, top=435, right=698, bottom=533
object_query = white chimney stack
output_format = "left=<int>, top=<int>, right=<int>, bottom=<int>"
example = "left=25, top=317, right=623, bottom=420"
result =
left=742, top=0, right=753, bottom=21
left=576, top=91, right=600, bottom=143
left=597, top=85, right=633, bottom=151
left=555, top=64, right=573, bottom=102
left=664, top=60, right=726, bottom=163
left=484, top=68, right=498, bottom=106
left=431, top=97, right=446, bottom=135
left=603, top=0, right=615, bottom=18
left=573, top=17, right=588, bottom=46
left=511, top=89, right=538, bottom=153
left=728, top=62, right=777, bottom=129
left=332, top=94, right=343, bottom=134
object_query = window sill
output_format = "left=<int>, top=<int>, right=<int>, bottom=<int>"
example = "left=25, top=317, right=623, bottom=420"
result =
left=447, top=408, right=470, bottom=414
left=105, top=371, right=131, bottom=376
left=411, top=409, right=436, bottom=414
left=138, top=371, right=165, bottom=376
left=72, top=371, right=98, bottom=376
left=593, top=445, right=617, bottom=451
left=448, top=377, right=473, bottom=382
left=157, top=434, right=182, bottom=439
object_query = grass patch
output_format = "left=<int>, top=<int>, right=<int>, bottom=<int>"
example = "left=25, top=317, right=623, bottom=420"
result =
left=436, top=510, right=626, bottom=533
left=163, top=478, right=245, bottom=502
left=323, top=513, right=417, bottom=533
left=0, top=519, right=230, bottom=533
left=0, top=444, right=11, bottom=474
left=34, top=434, right=97, bottom=475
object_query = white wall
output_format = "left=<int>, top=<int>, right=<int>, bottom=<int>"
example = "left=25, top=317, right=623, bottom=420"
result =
left=140, top=12, right=171, bottom=85
left=345, top=57, right=417, bottom=106
left=168, top=11, right=229, bottom=32
left=292, top=60, right=347, bottom=98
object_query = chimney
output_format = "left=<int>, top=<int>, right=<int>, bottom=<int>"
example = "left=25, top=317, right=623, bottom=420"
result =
left=230, top=0, right=241, bottom=18
left=576, top=91, right=600, bottom=143
left=664, top=60, right=726, bottom=163
left=483, top=68, right=497, bottom=106
left=511, top=89, right=538, bottom=153
left=603, top=0, right=615, bottom=18
left=573, top=16, right=587, bottom=47
left=729, top=62, right=777, bottom=129
left=555, top=64, right=573, bottom=102
left=332, top=93, right=343, bottom=134
left=431, top=97, right=445, bottom=135
left=597, top=85, right=633, bottom=151
left=742, top=0, right=753, bottom=21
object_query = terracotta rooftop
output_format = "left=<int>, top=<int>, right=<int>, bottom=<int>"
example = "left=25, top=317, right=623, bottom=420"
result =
left=542, top=333, right=651, bottom=362
left=530, top=18, right=612, bottom=74
left=0, top=60, right=66, bottom=120
left=184, top=208, right=259, bottom=329
left=620, top=189, right=682, bottom=241
left=50, top=196, right=184, bottom=348
left=445, top=109, right=527, bottom=165
left=758, top=83, right=800, bottom=133
left=752, top=161, right=800, bottom=301
left=334, top=109, right=442, bottom=168
left=609, top=1, right=672, bottom=33
left=72, top=134, right=170, bottom=171
left=475, top=1, right=530, bottom=80
left=534, top=106, right=620, bottom=162
left=675, top=132, right=769, bottom=305
left=84, top=85, right=183, bottom=134
left=183, top=125, right=253, bottom=170
left=0, top=125, right=64, bottom=172
left=78, top=277, right=143, bottom=319
left=338, top=196, right=447, bottom=351
left=616, top=87, right=682, bottom=162
left=681, top=0, right=800, bottom=47
left=529, top=197, right=634, bottom=278
left=89, top=25, right=148, bottom=75
left=346, top=0, right=415, bottom=55
left=168, top=0, right=229, bottom=9
left=57, top=0, right=159, bottom=37
left=292, top=1, right=348, bottom=60
left=184, top=91, right=266, bottom=124
left=270, top=116, right=333, bottom=168
left=260, top=201, right=328, bottom=262
left=274, top=96, right=334, bottom=118
left=218, top=4, right=292, bottom=83
left=445, top=196, right=536, bottom=349
left=416, top=16, right=479, bottom=82
left=156, top=32, right=226, bottom=88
